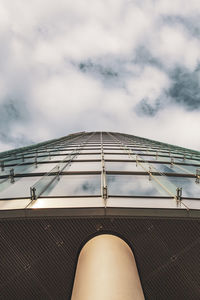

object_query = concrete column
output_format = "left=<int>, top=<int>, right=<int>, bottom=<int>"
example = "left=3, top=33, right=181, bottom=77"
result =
left=71, top=234, right=145, bottom=300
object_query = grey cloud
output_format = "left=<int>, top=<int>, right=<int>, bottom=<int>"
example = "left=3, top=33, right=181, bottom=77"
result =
left=74, top=57, right=129, bottom=88
left=135, top=66, right=200, bottom=117
left=79, top=61, right=118, bottom=78
left=169, top=67, right=200, bottom=110
left=0, top=99, right=32, bottom=148
left=135, top=98, right=163, bottom=117
left=132, top=47, right=164, bottom=70
left=0, top=132, right=33, bottom=149
left=161, top=15, right=200, bottom=38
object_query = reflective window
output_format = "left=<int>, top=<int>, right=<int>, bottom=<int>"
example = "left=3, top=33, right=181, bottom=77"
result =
left=105, top=162, right=143, bottom=172
left=107, top=175, right=168, bottom=196
left=43, top=175, right=101, bottom=196
left=68, top=162, right=101, bottom=171
left=104, top=154, right=130, bottom=160
left=0, top=176, right=41, bottom=198
left=29, top=163, right=58, bottom=173
left=166, top=176, right=200, bottom=198
left=80, top=150, right=101, bottom=153
left=104, top=150, right=126, bottom=153
left=50, top=155, right=67, bottom=161
left=76, top=154, right=101, bottom=160
left=151, top=163, right=183, bottom=174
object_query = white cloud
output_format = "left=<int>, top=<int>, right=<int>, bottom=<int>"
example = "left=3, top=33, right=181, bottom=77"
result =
left=155, top=0, right=200, bottom=16
left=150, top=25, right=200, bottom=70
left=0, top=0, right=200, bottom=152
left=126, top=66, right=170, bottom=104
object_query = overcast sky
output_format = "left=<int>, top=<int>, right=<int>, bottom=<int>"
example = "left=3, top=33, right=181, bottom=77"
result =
left=0, top=0, right=200, bottom=152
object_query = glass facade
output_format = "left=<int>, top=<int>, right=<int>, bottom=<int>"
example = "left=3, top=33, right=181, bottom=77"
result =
left=0, top=131, right=200, bottom=211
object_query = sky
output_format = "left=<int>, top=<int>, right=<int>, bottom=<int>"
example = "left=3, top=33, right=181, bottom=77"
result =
left=0, top=0, right=200, bottom=152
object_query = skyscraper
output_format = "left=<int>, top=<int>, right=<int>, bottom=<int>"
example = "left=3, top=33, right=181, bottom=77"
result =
left=0, top=131, right=200, bottom=299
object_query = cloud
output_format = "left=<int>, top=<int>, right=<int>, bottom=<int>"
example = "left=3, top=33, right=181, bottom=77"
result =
left=169, top=66, right=200, bottom=110
left=0, top=0, right=200, bottom=151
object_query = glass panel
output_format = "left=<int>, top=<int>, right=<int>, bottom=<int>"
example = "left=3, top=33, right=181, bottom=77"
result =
left=154, top=156, right=170, bottom=162
left=50, top=155, right=67, bottom=161
left=50, top=150, right=73, bottom=155
left=3, top=158, right=22, bottom=165
left=107, top=197, right=185, bottom=209
left=151, top=163, right=183, bottom=174
left=80, top=150, right=101, bottom=153
left=105, top=162, right=143, bottom=172
left=31, top=197, right=104, bottom=208
left=43, top=175, right=101, bottom=196
left=173, top=164, right=198, bottom=175
left=29, top=163, right=58, bottom=173
left=68, top=162, right=101, bottom=171
left=104, top=154, right=130, bottom=160
left=139, top=155, right=157, bottom=161
left=76, top=154, right=101, bottom=160
left=177, top=157, right=200, bottom=165
left=0, top=176, right=41, bottom=199
left=83, top=146, right=101, bottom=149
left=104, top=150, right=126, bottom=153
left=166, top=177, right=200, bottom=198
left=107, top=175, right=168, bottom=196
left=103, top=146, right=122, bottom=149
left=1, top=156, right=54, bottom=176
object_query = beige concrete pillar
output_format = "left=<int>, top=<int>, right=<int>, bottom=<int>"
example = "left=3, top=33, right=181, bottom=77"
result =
left=71, top=234, right=145, bottom=300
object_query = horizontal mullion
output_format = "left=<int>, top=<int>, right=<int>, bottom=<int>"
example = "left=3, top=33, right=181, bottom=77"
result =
left=0, top=170, right=197, bottom=179
left=1, top=195, right=200, bottom=201
left=3, top=159, right=102, bottom=168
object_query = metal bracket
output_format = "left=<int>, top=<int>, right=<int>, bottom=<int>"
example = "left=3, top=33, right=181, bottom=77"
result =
left=30, top=187, right=36, bottom=200
left=176, top=187, right=182, bottom=202
left=149, top=166, right=152, bottom=181
left=103, top=186, right=108, bottom=200
left=35, top=156, right=38, bottom=168
left=10, top=168, right=15, bottom=183
left=156, top=151, right=158, bottom=160
left=196, top=169, right=200, bottom=184
left=0, top=161, right=4, bottom=171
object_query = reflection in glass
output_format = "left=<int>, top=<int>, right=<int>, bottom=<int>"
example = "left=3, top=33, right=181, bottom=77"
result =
left=107, top=175, right=168, bottom=196
left=43, top=175, right=101, bottom=196
left=76, top=155, right=101, bottom=160
left=167, top=176, right=200, bottom=198
left=68, top=162, right=101, bottom=171
left=0, top=177, right=41, bottom=199
left=29, top=163, right=58, bottom=173
left=80, top=150, right=101, bottom=153
left=104, top=150, right=126, bottom=153
left=104, top=154, right=130, bottom=160
left=151, top=163, right=178, bottom=174
left=105, top=162, right=143, bottom=172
